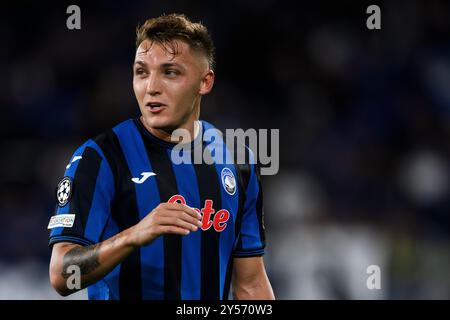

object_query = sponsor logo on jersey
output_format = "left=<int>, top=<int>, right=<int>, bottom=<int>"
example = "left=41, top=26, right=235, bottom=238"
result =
left=48, top=214, right=76, bottom=229
left=168, top=195, right=230, bottom=232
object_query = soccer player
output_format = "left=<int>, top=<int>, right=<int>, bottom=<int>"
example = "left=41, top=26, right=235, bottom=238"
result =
left=48, top=13, right=274, bottom=300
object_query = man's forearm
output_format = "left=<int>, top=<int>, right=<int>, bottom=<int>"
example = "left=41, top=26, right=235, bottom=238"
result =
left=233, top=276, right=275, bottom=300
left=231, top=257, right=275, bottom=300
left=54, top=227, right=136, bottom=295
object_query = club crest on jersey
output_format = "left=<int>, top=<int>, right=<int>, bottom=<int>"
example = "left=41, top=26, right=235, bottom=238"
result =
left=56, top=177, right=72, bottom=207
left=221, top=167, right=236, bottom=196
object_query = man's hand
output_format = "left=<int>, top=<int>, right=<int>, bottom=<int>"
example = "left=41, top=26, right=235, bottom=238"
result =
left=128, top=202, right=203, bottom=247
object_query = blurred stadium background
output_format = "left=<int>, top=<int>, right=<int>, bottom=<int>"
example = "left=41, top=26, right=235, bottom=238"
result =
left=1, top=0, right=449, bottom=299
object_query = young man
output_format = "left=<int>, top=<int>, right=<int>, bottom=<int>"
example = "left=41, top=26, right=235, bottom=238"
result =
left=48, top=14, right=274, bottom=300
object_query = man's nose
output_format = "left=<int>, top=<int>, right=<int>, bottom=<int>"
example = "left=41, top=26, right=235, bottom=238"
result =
left=146, top=73, right=162, bottom=96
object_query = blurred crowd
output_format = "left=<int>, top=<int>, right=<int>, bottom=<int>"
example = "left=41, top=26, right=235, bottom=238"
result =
left=1, top=0, right=449, bottom=299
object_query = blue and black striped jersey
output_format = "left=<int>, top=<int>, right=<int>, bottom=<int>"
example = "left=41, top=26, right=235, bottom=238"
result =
left=48, top=118, right=266, bottom=300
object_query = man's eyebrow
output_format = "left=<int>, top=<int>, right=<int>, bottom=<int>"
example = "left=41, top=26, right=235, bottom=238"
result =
left=134, top=60, right=147, bottom=67
left=133, top=61, right=186, bottom=70
left=161, top=62, right=185, bottom=69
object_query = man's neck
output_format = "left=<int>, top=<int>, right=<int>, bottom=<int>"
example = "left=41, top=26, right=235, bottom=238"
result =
left=140, top=116, right=200, bottom=144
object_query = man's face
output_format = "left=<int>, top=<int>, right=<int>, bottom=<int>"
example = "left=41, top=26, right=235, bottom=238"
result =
left=133, top=39, right=213, bottom=134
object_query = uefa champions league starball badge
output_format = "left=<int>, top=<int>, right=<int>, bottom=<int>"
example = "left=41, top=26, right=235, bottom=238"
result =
left=56, top=177, right=72, bottom=207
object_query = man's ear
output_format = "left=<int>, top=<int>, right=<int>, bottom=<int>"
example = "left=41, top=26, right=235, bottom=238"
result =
left=199, top=70, right=215, bottom=95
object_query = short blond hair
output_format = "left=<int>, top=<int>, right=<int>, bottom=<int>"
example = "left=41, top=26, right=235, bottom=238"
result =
left=136, top=13, right=215, bottom=70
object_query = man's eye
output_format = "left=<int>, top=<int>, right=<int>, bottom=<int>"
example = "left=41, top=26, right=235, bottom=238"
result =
left=165, top=69, right=179, bottom=76
left=135, top=68, right=146, bottom=75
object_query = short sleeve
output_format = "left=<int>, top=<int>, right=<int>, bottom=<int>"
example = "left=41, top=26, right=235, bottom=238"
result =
left=233, top=159, right=266, bottom=257
left=48, top=140, right=115, bottom=247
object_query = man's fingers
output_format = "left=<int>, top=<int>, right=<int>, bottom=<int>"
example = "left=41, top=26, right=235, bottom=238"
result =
left=168, top=210, right=202, bottom=228
left=158, top=225, right=191, bottom=236
left=160, top=202, right=202, bottom=219
left=158, top=216, right=199, bottom=231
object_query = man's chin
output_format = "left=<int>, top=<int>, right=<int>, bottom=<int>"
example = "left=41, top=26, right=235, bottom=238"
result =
left=141, top=115, right=178, bottom=133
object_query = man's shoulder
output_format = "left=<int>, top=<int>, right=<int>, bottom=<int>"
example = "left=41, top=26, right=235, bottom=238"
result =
left=72, top=118, right=135, bottom=161
left=199, top=118, right=256, bottom=164
left=90, top=118, right=137, bottom=149
left=199, top=120, right=257, bottom=186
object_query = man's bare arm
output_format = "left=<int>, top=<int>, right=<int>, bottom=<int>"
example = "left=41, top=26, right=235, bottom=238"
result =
left=49, top=202, right=202, bottom=296
left=50, top=229, right=136, bottom=296
left=232, top=256, right=275, bottom=300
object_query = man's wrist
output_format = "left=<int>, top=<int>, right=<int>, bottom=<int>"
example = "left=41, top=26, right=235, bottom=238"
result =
left=120, top=227, right=139, bottom=249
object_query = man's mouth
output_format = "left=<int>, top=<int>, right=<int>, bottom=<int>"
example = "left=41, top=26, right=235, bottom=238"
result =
left=145, top=102, right=167, bottom=113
